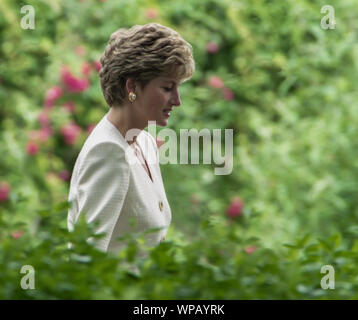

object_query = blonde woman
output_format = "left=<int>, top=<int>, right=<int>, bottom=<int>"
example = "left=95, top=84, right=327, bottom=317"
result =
left=67, top=23, right=195, bottom=258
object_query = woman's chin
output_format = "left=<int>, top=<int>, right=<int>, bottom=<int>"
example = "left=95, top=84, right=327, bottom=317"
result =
left=156, top=117, right=169, bottom=127
left=157, top=120, right=168, bottom=127
left=146, top=115, right=169, bottom=127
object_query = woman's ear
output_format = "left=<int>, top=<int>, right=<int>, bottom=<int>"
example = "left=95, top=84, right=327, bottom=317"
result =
left=125, top=78, right=137, bottom=94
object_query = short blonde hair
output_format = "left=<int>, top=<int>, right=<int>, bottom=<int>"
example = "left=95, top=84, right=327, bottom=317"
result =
left=99, top=23, right=195, bottom=108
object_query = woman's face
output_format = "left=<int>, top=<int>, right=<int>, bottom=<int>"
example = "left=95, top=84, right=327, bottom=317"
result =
left=134, top=75, right=182, bottom=127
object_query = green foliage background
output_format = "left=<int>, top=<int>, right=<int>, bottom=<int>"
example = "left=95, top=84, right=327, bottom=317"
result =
left=1, top=0, right=358, bottom=299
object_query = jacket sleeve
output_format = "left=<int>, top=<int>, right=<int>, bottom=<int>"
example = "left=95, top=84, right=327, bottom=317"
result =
left=76, top=142, right=130, bottom=252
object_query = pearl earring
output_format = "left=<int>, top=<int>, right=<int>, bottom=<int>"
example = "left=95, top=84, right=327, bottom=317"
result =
left=128, top=92, right=136, bottom=102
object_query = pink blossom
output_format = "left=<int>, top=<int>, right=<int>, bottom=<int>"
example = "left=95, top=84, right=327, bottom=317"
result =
left=38, top=110, right=51, bottom=127
left=86, top=123, right=96, bottom=135
left=244, top=245, right=258, bottom=254
left=156, top=137, right=165, bottom=148
left=61, top=122, right=82, bottom=145
left=75, top=45, right=86, bottom=57
left=63, top=101, right=75, bottom=113
left=93, top=61, right=102, bottom=72
left=28, top=127, right=52, bottom=143
left=0, top=181, right=11, bottom=202
left=26, top=141, right=39, bottom=155
left=58, top=170, right=70, bottom=181
left=226, top=196, right=244, bottom=218
left=44, top=86, right=63, bottom=108
left=39, top=126, right=52, bottom=142
left=81, top=61, right=92, bottom=77
left=208, top=76, right=224, bottom=89
left=145, top=8, right=159, bottom=19
left=206, top=42, right=219, bottom=54
left=61, top=66, right=89, bottom=93
left=222, top=87, right=235, bottom=101
left=11, top=230, right=24, bottom=239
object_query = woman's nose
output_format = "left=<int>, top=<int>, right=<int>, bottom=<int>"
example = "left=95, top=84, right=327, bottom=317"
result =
left=171, top=88, right=181, bottom=107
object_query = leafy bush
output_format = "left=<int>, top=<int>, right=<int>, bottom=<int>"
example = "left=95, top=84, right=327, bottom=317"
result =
left=1, top=201, right=358, bottom=299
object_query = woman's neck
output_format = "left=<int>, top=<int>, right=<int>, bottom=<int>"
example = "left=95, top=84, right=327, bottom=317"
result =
left=107, top=106, right=144, bottom=145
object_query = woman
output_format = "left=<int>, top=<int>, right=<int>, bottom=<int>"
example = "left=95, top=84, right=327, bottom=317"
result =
left=67, top=23, right=195, bottom=258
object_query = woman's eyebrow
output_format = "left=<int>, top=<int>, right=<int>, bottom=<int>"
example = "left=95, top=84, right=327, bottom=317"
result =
left=163, top=80, right=178, bottom=85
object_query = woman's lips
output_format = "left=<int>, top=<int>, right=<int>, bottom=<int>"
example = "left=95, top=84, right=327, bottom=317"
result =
left=163, top=108, right=172, bottom=117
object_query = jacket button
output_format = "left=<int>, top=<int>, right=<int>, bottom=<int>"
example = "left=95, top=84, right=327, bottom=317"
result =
left=159, top=200, right=164, bottom=212
left=161, top=236, right=166, bottom=242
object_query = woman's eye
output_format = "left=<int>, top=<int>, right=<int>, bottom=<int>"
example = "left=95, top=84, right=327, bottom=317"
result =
left=163, top=87, right=172, bottom=92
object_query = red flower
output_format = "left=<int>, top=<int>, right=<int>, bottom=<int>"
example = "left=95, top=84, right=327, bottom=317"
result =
left=226, top=196, right=244, bottom=218
left=39, top=126, right=52, bottom=142
left=28, top=127, right=52, bottom=143
left=0, top=181, right=11, bottom=202
left=81, top=61, right=92, bottom=77
left=93, top=61, right=102, bottom=72
left=244, top=245, right=258, bottom=254
left=206, top=42, right=219, bottom=54
left=208, top=76, right=224, bottom=89
left=61, top=66, right=89, bottom=93
left=222, top=87, right=235, bottom=101
left=145, top=8, right=159, bottom=19
left=26, top=141, right=39, bottom=155
left=58, top=170, right=70, bottom=181
left=44, top=86, right=63, bottom=108
left=61, top=122, right=82, bottom=145
left=11, top=230, right=24, bottom=239
left=38, top=109, right=51, bottom=127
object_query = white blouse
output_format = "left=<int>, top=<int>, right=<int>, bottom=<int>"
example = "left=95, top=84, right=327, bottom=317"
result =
left=67, top=112, right=172, bottom=256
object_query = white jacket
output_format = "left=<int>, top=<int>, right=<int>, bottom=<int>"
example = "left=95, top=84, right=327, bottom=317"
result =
left=67, top=112, right=172, bottom=255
